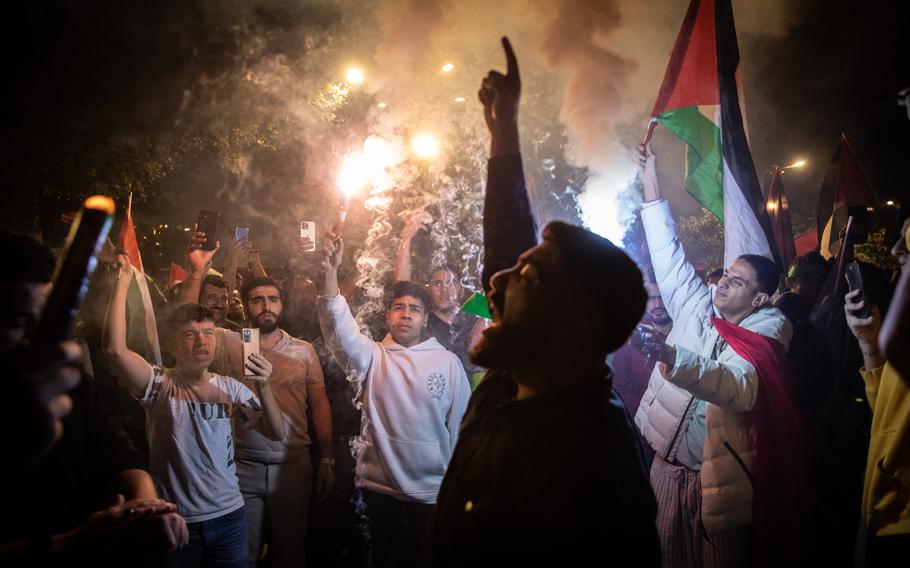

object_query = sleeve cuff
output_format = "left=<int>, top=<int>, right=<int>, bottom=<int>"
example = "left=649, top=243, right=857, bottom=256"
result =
left=664, top=346, right=699, bottom=387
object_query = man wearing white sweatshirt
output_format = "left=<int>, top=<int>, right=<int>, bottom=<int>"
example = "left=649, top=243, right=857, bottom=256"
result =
left=317, top=236, right=471, bottom=568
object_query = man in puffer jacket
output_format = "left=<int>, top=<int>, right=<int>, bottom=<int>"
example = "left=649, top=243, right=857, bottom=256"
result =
left=634, top=143, right=793, bottom=566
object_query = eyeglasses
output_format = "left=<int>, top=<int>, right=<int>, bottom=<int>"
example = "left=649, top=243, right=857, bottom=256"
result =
left=428, top=280, right=456, bottom=288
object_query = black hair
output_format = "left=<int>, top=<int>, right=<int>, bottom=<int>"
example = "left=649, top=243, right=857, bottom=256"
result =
left=542, top=221, right=646, bottom=354
left=707, top=267, right=724, bottom=280
left=388, top=281, right=432, bottom=312
left=428, top=264, right=458, bottom=280
left=201, top=274, right=229, bottom=292
left=164, top=303, right=214, bottom=332
left=240, top=276, right=284, bottom=310
left=737, top=254, right=780, bottom=296
left=0, top=230, right=56, bottom=283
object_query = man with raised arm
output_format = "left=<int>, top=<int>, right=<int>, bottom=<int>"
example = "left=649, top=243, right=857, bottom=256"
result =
left=634, top=143, right=799, bottom=566
left=104, top=254, right=284, bottom=567
left=318, top=238, right=470, bottom=568
left=392, top=214, right=486, bottom=380
left=429, top=38, right=659, bottom=567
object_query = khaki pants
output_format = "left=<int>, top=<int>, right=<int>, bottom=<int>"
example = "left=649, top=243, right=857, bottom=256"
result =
left=237, top=454, right=313, bottom=567
left=650, top=455, right=750, bottom=567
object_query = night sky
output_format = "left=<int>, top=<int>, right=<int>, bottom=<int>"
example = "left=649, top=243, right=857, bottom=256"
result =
left=2, top=0, right=907, bottom=274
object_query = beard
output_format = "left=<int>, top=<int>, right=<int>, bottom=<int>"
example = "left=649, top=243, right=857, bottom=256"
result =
left=469, top=321, right=544, bottom=370
left=649, top=309, right=672, bottom=327
left=253, top=311, right=281, bottom=334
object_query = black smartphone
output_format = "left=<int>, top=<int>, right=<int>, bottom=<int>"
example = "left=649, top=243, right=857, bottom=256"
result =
left=844, top=261, right=871, bottom=319
left=35, top=196, right=115, bottom=343
left=197, top=210, right=220, bottom=251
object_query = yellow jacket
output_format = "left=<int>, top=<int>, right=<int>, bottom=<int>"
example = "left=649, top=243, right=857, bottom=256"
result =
left=862, top=363, right=910, bottom=536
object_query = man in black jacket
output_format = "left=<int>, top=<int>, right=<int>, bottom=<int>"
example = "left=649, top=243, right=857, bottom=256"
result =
left=429, top=38, right=660, bottom=567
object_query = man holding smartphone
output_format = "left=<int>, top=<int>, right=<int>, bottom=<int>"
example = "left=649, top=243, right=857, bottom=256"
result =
left=104, top=254, right=285, bottom=567
left=232, top=276, right=335, bottom=567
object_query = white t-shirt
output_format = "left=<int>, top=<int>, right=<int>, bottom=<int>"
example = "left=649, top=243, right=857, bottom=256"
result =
left=140, top=366, right=262, bottom=523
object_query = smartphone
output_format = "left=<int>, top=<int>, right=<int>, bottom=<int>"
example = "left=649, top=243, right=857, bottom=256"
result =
left=241, top=328, right=261, bottom=377
left=196, top=210, right=220, bottom=251
left=235, top=227, right=250, bottom=242
left=844, top=261, right=871, bottom=319
left=299, top=221, right=316, bottom=252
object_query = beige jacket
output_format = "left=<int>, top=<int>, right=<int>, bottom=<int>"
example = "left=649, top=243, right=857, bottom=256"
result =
left=635, top=200, right=791, bottom=531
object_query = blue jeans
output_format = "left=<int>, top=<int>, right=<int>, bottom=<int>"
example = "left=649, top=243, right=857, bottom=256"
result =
left=167, top=507, right=249, bottom=568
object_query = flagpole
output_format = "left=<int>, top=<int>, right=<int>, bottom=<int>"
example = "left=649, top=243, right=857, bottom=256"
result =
left=642, top=118, right=658, bottom=145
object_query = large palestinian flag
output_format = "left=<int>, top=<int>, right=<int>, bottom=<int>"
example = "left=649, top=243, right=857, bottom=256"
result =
left=650, top=0, right=780, bottom=268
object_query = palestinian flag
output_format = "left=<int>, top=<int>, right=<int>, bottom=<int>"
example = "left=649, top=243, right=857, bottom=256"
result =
left=168, top=262, right=189, bottom=287
left=816, top=133, right=879, bottom=259
left=650, top=0, right=779, bottom=268
left=766, top=168, right=796, bottom=269
left=118, top=193, right=162, bottom=365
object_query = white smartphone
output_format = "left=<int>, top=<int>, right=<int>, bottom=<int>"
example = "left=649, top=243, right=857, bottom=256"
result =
left=299, top=221, right=316, bottom=252
left=241, top=328, right=260, bottom=376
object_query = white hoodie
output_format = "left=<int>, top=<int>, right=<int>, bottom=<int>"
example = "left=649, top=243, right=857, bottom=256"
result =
left=318, top=294, right=471, bottom=504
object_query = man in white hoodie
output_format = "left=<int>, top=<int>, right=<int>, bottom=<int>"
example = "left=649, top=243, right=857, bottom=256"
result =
left=633, top=143, right=795, bottom=567
left=317, top=237, right=471, bottom=568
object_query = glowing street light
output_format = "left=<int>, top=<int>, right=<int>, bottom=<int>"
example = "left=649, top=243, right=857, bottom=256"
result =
left=345, top=67, right=365, bottom=85
left=411, top=133, right=439, bottom=159
left=377, top=101, right=388, bottom=109
left=441, top=62, right=455, bottom=73
left=453, top=96, right=466, bottom=103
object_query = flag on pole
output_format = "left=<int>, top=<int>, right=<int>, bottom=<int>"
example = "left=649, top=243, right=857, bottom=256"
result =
left=169, top=262, right=189, bottom=287
left=118, top=193, right=162, bottom=365
left=816, top=133, right=879, bottom=259
left=118, top=193, right=143, bottom=272
left=766, top=168, right=796, bottom=269
left=649, top=0, right=779, bottom=268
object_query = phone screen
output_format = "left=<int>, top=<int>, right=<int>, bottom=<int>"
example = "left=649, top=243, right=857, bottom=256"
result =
left=235, top=227, right=250, bottom=242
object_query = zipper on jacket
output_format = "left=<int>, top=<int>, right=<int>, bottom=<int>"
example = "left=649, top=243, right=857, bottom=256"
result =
left=663, top=395, right=696, bottom=461
left=722, top=441, right=755, bottom=487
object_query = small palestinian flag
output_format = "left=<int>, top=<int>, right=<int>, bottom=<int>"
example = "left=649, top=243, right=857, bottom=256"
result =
left=649, top=0, right=779, bottom=268
left=816, top=133, right=879, bottom=259
left=766, top=168, right=796, bottom=269
left=118, top=193, right=162, bottom=365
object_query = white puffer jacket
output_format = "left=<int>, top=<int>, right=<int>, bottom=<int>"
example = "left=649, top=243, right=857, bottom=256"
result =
left=634, top=200, right=792, bottom=532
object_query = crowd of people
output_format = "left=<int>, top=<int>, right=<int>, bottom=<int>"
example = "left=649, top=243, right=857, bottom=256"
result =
left=2, top=37, right=909, bottom=568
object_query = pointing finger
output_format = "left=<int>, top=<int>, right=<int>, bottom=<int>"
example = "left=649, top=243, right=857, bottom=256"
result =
left=502, top=36, right=519, bottom=83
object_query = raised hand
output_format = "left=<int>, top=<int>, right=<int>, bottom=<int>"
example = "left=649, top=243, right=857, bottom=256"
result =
left=630, top=324, right=676, bottom=366
left=479, top=37, right=521, bottom=135
left=401, top=210, right=433, bottom=240
left=226, top=238, right=253, bottom=266
left=111, top=253, right=133, bottom=287
left=187, top=224, right=220, bottom=274
left=319, top=234, right=343, bottom=297
left=637, top=142, right=660, bottom=202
